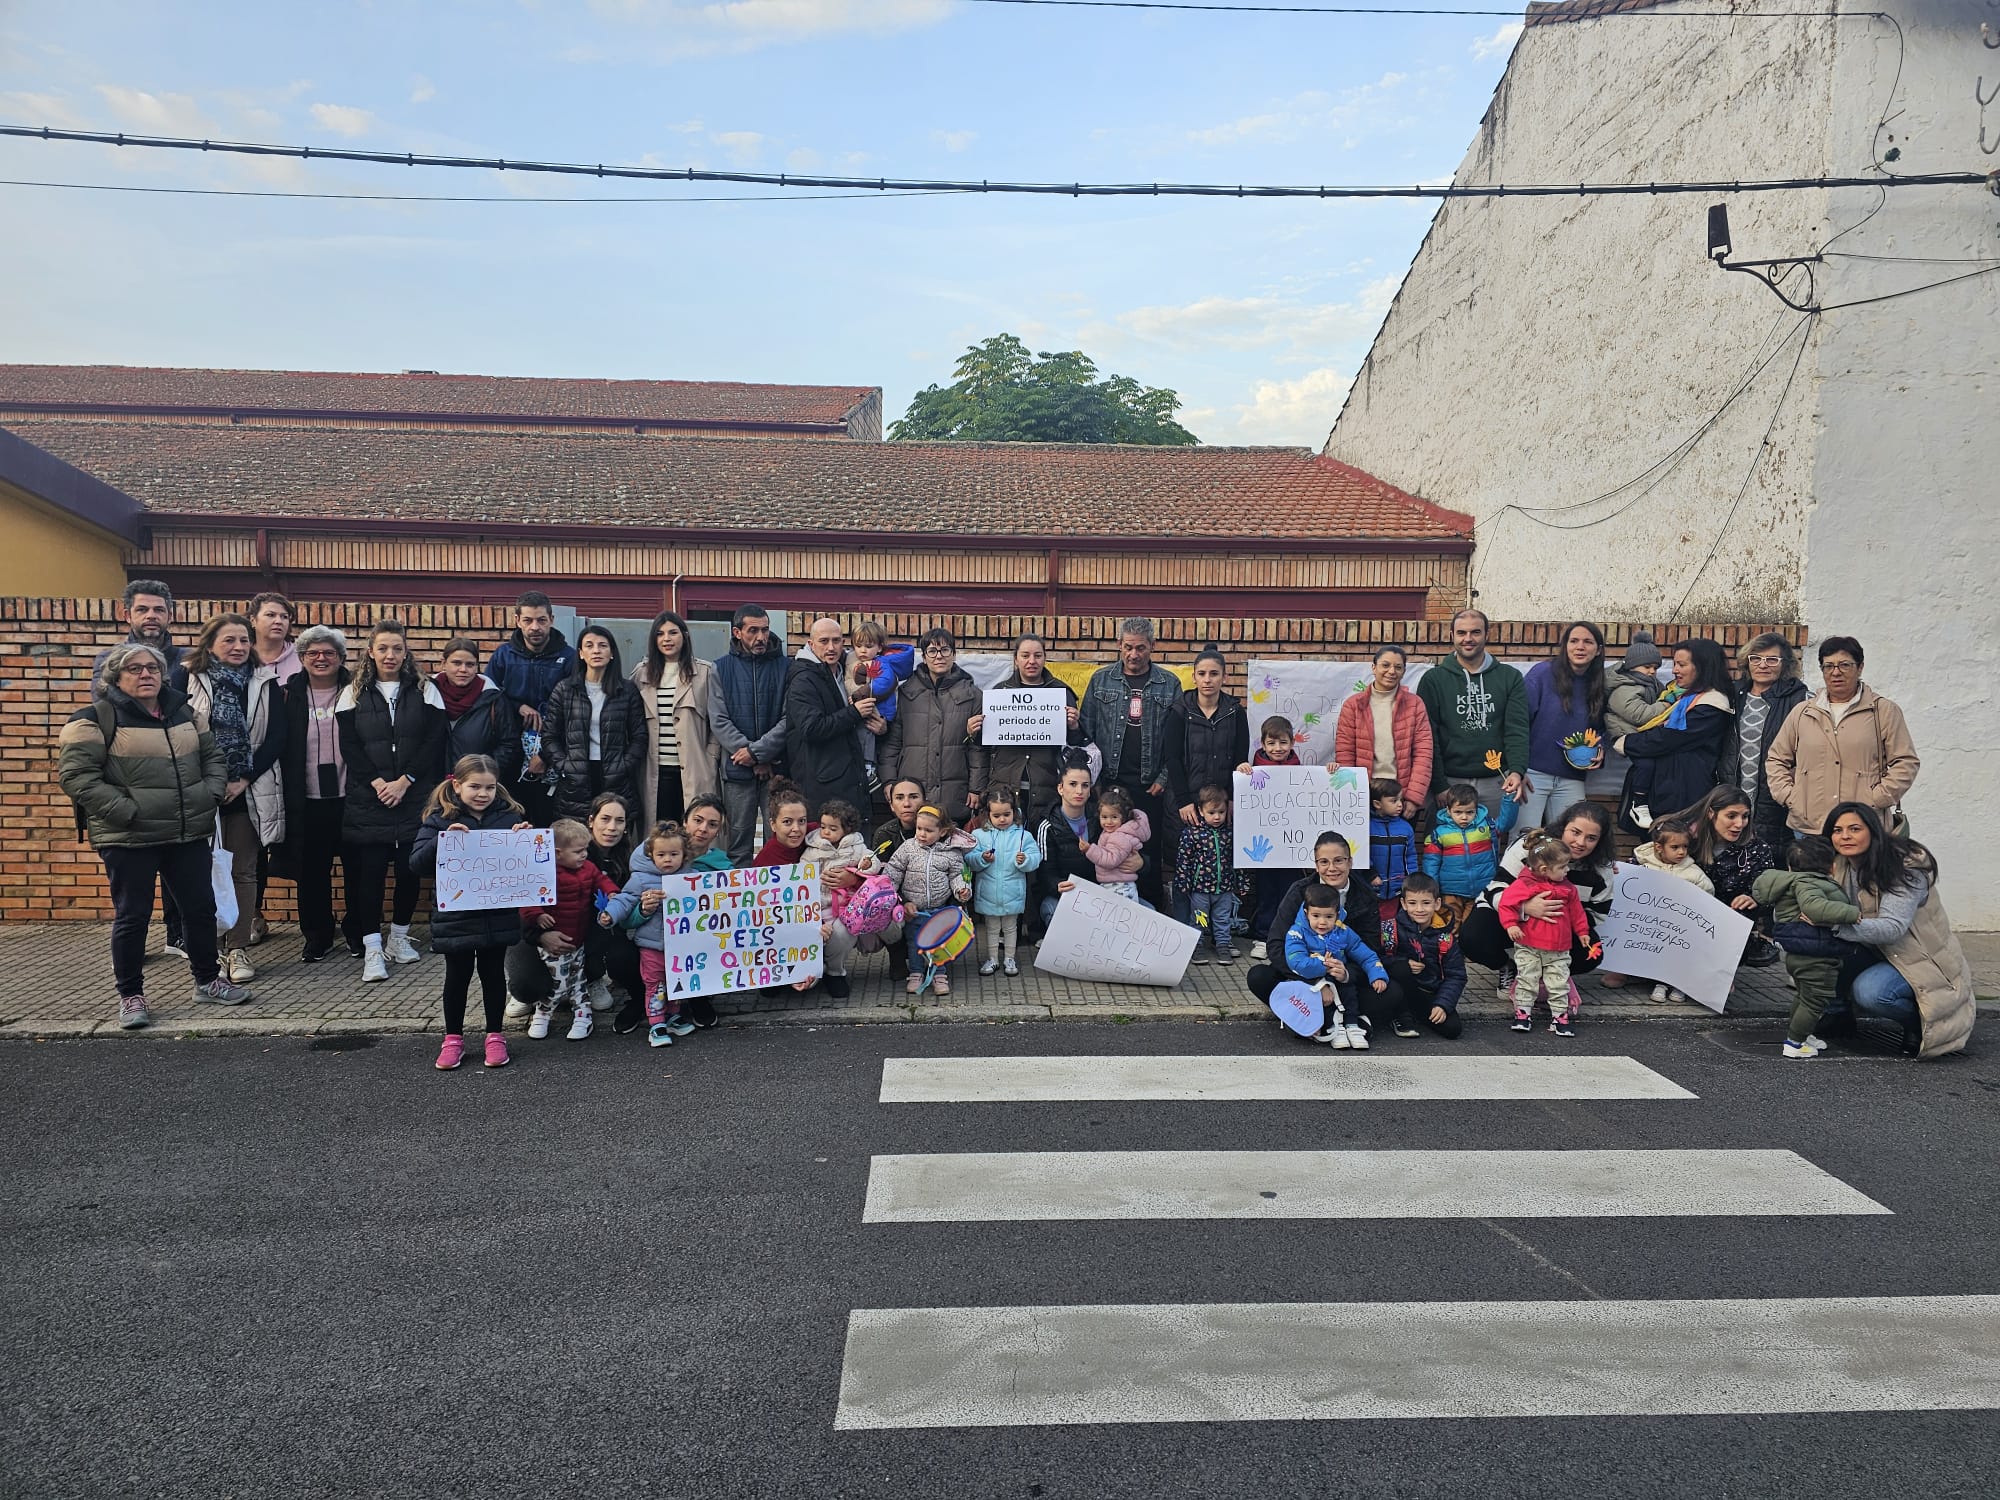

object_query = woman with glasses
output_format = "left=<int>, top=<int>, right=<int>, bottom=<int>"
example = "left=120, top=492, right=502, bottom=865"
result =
left=1766, top=636, right=1921, bottom=838
left=281, top=626, right=355, bottom=963
left=58, top=642, right=250, bottom=1029
left=1725, top=632, right=1809, bottom=846
left=880, top=628, right=986, bottom=819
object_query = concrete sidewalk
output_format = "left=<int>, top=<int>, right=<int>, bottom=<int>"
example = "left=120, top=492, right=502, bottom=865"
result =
left=17, top=920, right=1993, bottom=1039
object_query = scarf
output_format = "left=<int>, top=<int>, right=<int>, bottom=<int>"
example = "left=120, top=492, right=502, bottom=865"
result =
left=205, top=659, right=255, bottom=779
left=434, top=672, right=485, bottom=723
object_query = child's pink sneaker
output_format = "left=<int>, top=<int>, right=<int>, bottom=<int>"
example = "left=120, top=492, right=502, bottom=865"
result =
left=483, top=1032, right=510, bottom=1069
left=435, top=1035, right=464, bottom=1071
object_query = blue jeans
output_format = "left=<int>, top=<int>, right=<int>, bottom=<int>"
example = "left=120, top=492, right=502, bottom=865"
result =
left=1827, top=960, right=1919, bottom=1032
left=1519, top=774, right=1587, bottom=832
left=1187, top=888, right=1239, bottom=951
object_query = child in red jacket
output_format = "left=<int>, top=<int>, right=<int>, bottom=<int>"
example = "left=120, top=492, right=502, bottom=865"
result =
left=1496, top=839, right=1596, bottom=1038
left=523, top=818, right=620, bottom=1042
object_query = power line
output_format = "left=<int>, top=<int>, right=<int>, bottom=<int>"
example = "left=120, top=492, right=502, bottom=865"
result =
left=0, top=125, right=1987, bottom=199
left=958, top=0, right=1882, bottom=16
left=0, top=176, right=956, bottom=205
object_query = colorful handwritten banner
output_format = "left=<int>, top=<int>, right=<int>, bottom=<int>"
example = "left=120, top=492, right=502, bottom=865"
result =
left=659, top=861, right=824, bottom=997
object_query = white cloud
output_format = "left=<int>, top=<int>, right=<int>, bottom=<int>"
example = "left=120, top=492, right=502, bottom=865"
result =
left=410, top=75, right=436, bottom=104
left=579, top=0, right=953, bottom=59
left=1112, top=277, right=1400, bottom=355
left=666, top=118, right=705, bottom=134
left=0, top=90, right=90, bottom=129
left=309, top=102, right=376, bottom=137
left=1229, top=367, right=1353, bottom=444
left=709, top=129, right=766, bottom=164
left=931, top=129, right=976, bottom=153
left=1183, top=71, right=1415, bottom=151
left=95, top=85, right=217, bottom=136
left=1471, top=21, right=1523, bottom=60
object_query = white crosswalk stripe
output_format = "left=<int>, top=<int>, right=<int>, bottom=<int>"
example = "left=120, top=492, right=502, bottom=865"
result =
left=861, top=1148, right=1891, bottom=1223
left=839, top=1051, right=1988, bottom=1431
left=835, top=1296, right=2000, bottom=1429
left=879, top=1054, right=1695, bottom=1103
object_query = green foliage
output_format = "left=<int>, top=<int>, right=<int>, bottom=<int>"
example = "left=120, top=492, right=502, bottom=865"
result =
left=889, top=333, right=1198, bottom=445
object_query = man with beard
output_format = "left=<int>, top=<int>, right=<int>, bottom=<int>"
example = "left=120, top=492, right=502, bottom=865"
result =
left=709, top=604, right=790, bottom=864
left=485, top=590, right=577, bottom=827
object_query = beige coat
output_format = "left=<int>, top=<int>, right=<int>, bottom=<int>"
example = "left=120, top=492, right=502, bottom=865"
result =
left=1764, top=684, right=1919, bottom=834
left=1844, top=862, right=1974, bottom=1060
left=632, top=657, right=720, bottom=832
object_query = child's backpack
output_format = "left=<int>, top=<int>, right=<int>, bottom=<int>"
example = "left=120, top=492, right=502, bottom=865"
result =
left=843, top=873, right=907, bottom=938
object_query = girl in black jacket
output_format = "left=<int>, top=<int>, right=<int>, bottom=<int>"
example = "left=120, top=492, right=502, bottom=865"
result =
left=544, top=626, right=647, bottom=822
left=336, top=620, right=447, bottom=983
left=410, top=755, right=530, bottom=1071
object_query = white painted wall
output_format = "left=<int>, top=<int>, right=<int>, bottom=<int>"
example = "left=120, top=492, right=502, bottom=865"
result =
left=1804, top=6, right=2000, bottom=924
left=1326, top=0, right=2000, bottom=923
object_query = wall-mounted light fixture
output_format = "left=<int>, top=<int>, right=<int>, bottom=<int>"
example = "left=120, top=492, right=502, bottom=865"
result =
left=1707, top=204, right=1822, bottom=312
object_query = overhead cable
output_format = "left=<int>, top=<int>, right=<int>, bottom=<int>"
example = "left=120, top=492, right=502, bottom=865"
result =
left=0, top=125, right=1988, bottom=199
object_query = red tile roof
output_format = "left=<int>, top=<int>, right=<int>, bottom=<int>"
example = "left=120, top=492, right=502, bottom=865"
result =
left=1525, top=0, right=1670, bottom=26
left=0, top=364, right=879, bottom=433
left=2, top=419, right=1472, bottom=544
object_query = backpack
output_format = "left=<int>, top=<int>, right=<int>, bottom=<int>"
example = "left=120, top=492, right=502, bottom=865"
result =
left=842, top=873, right=907, bottom=937
left=69, top=699, right=120, bottom=841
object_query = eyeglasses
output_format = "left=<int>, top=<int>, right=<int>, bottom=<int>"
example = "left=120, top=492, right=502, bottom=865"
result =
left=1821, top=660, right=1858, bottom=673
left=923, top=645, right=953, bottom=656
left=1746, top=655, right=1782, bottom=668
left=122, top=665, right=162, bottom=677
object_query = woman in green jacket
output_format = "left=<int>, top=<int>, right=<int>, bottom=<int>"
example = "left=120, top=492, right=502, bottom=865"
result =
left=57, top=642, right=252, bottom=1030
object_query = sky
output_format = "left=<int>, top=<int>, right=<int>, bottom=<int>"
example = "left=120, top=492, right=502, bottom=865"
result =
left=0, top=1, right=1523, bottom=447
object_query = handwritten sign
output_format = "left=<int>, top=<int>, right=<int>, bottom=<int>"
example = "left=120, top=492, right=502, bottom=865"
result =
left=1233, top=765, right=1371, bottom=869
left=436, top=827, right=555, bottom=912
left=980, top=686, right=1069, bottom=747
left=1595, top=863, right=1754, bottom=1012
left=1034, top=883, right=1199, bottom=987
left=659, top=860, right=824, bottom=997
left=1268, top=980, right=1327, bottom=1037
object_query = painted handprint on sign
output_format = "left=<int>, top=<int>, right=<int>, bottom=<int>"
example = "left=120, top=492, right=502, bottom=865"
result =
left=1242, top=835, right=1273, bottom=864
left=1247, top=768, right=1270, bottom=791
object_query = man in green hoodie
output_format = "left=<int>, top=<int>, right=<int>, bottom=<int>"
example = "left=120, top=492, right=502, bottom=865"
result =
left=1417, top=609, right=1529, bottom=821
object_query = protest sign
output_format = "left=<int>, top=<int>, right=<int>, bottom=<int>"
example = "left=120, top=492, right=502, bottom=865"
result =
left=980, top=686, right=1069, bottom=747
left=1268, top=980, right=1327, bottom=1037
left=1233, top=765, right=1372, bottom=869
left=658, top=861, right=824, bottom=998
left=1595, top=862, right=1755, bottom=1012
left=435, top=827, right=555, bottom=912
left=1034, top=883, right=1200, bottom=987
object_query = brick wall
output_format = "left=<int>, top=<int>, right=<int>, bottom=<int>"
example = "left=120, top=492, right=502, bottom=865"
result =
left=2, top=597, right=1805, bottom=921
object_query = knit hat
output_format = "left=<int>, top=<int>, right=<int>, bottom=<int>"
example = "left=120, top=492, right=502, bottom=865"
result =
left=1623, top=630, right=1662, bottom=672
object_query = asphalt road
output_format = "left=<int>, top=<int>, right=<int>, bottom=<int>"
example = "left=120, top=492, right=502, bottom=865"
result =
left=5, top=1018, right=1998, bottom=1499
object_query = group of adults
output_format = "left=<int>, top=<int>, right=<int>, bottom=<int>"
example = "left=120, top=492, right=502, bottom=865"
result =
left=59, top=586, right=1972, bottom=1057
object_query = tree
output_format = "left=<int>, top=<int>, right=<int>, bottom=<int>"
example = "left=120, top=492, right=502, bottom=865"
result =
left=888, top=334, right=1198, bottom=445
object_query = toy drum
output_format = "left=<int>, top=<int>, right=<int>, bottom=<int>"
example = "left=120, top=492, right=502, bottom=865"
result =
left=913, top=907, right=974, bottom=965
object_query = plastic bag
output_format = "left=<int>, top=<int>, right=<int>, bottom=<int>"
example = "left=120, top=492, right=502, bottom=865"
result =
left=211, top=834, right=239, bottom=933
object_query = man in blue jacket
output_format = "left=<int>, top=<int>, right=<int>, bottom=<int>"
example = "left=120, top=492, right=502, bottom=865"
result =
left=708, top=604, right=790, bottom=863
left=484, top=590, right=576, bottom=827
left=1080, top=618, right=1181, bottom=909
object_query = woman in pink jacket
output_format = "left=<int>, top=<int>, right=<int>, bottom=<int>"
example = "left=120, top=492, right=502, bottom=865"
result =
left=1334, top=645, right=1434, bottom=819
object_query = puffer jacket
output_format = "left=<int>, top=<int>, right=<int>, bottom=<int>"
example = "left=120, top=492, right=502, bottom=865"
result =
left=1603, top=665, right=1664, bottom=740
left=883, top=837, right=969, bottom=911
left=1163, top=690, right=1251, bottom=811
left=982, top=670, right=1083, bottom=814
left=441, top=673, right=520, bottom=777
left=409, top=802, right=526, bottom=952
left=543, top=672, right=648, bottom=821
left=784, top=650, right=869, bottom=818
left=59, top=684, right=227, bottom=849
left=1765, top=684, right=1920, bottom=836
left=881, top=663, right=986, bottom=814
left=336, top=677, right=447, bottom=846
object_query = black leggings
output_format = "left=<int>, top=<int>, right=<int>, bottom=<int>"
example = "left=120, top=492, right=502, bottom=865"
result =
left=655, top=769, right=686, bottom=827
left=442, top=946, right=509, bottom=1035
left=343, top=839, right=420, bottom=937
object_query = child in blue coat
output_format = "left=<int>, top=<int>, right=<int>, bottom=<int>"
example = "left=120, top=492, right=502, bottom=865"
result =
left=1420, top=782, right=1500, bottom=923
left=1367, top=775, right=1419, bottom=939
left=970, top=787, right=1042, bottom=977
left=1284, top=883, right=1389, bottom=1051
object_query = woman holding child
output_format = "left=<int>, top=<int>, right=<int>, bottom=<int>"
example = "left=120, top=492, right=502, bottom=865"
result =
left=881, top=628, right=985, bottom=816
left=1333, top=645, right=1431, bottom=819
left=1613, top=637, right=1734, bottom=829
left=1822, top=802, right=1973, bottom=1058
left=1457, top=801, right=1617, bottom=1002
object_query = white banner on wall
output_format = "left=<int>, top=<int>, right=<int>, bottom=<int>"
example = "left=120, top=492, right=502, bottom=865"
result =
left=1594, top=862, right=1754, bottom=1013
left=1034, top=883, right=1200, bottom=987
left=1233, top=764, right=1372, bottom=869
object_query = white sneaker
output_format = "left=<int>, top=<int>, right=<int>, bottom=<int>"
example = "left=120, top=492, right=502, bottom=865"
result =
left=566, top=1005, right=594, bottom=1041
left=1346, top=1023, right=1370, bottom=1051
left=1630, top=802, right=1653, bottom=830
left=585, top=978, right=614, bottom=1012
left=385, top=932, right=422, bottom=965
left=504, top=994, right=531, bottom=1022
left=979, top=959, right=999, bottom=976
left=361, top=945, right=388, bottom=983
left=1804, top=1033, right=1829, bottom=1052
left=1250, top=941, right=1268, bottom=962
left=1328, top=1024, right=1351, bottom=1050
left=527, top=1008, right=553, bottom=1040
left=227, top=948, right=256, bottom=984
left=1650, top=982, right=1670, bottom=1003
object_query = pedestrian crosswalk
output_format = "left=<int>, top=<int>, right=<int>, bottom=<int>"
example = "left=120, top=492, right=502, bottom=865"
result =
left=835, top=1049, right=2000, bottom=1431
